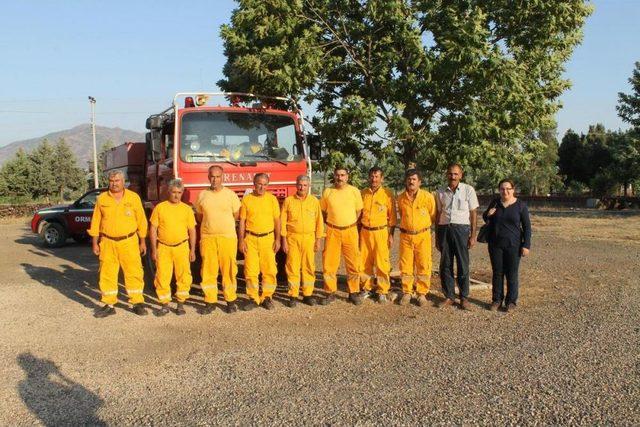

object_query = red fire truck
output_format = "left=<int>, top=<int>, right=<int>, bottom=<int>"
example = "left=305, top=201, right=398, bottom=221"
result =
left=139, top=92, right=318, bottom=207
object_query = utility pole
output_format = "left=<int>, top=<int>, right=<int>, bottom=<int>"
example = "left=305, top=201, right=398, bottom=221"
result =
left=88, top=96, right=98, bottom=189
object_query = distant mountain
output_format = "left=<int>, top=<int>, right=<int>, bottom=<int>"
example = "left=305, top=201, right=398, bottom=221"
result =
left=0, top=124, right=145, bottom=167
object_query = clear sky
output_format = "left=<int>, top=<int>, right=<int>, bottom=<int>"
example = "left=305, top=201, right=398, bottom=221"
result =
left=0, top=0, right=637, bottom=146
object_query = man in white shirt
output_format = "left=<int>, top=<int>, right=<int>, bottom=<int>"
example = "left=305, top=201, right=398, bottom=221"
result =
left=435, top=163, right=479, bottom=310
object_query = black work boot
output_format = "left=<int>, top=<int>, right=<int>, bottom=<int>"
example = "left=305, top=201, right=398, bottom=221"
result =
left=226, top=301, right=238, bottom=313
left=95, top=305, right=116, bottom=318
left=175, top=302, right=186, bottom=315
left=133, top=304, right=148, bottom=316
left=201, top=302, right=216, bottom=315
left=262, top=297, right=275, bottom=310
left=302, top=295, right=317, bottom=306
left=348, top=292, right=363, bottom=306
left=286, top=296, right=298, bottom=308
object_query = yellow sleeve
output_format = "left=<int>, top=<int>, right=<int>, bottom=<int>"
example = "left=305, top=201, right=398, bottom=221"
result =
left=271, top=195, right=280, bottom=219
left=185, top=204, right=196, bottom=229
left=315, top=198, right=325, bottom=237
left=319, top=188, right=329, bottom=212
left=194, top=192, right=204, bottom=214
left=428, top=191, right=437, bottom=224
left=149, top=205, right=160, bottom=227
left=239, top=198, right=248, bottom=220
left=87, top=194, right=103, bottom=237
left=353, top=187, right=363, bottom=211
left=386, top=189, right=397, bottom=227
left=133, top=193, right=148, bottom=238
left=231, top=192, right=241, bottom=214
left=280, top=198, right=289, bottom=237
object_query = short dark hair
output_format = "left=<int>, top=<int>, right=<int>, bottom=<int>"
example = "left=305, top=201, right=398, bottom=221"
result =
left=498, top=178, right=515, bottom=190
left=333, top=166, right=349, bottom=174
left=368, top=166, right=383, bottom=175
left=254, top=172, right=270, bottom=184
left=405, top=168, right=421, bottom=180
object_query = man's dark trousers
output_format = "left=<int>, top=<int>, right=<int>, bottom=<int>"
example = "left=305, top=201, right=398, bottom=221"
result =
left=437, top=224, right=470, bottom=300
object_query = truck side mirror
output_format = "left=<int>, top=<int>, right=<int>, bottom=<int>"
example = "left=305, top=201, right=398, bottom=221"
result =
left=146, top=115, right=165, bottom=130
left=307, top=134, right=322, bottom=161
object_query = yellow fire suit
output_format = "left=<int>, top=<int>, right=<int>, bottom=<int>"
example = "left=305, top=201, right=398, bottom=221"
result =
left=150, top=201, right=196, bottom=303
left=397, top=189, right=437, bottom=295
left=88, top=189, right=147, bottom=305
left=320, top=185, right=363, bottom=294
left=360, top=186, right=397, bottom=295
left=195, top=187, right=241, bottom=303
left=240, top=192, right=280, bottom=304
left=281, top=193, right=324, bottom=298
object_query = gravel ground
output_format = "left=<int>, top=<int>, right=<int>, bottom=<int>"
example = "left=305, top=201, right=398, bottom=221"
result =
left=0, top=210, right=638, bottom=425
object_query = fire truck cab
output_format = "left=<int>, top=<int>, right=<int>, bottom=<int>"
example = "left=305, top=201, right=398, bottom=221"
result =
left=143, top=92, right=319, bottom=207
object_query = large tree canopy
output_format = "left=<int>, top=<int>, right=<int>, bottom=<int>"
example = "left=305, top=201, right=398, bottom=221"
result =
left=617, top=61, right=640, bottom=129
left=219, top=0, right=591, bottom=174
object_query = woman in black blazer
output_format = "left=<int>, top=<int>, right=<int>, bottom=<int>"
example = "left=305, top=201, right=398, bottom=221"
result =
left=482, top=179, right=531, bottom=312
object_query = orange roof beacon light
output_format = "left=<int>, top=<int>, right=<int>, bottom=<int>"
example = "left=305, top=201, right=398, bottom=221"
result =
left=184, top=97, right=195, bottom=108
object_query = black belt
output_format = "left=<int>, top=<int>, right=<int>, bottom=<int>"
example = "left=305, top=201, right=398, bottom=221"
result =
left=246, top=230, right=274, bottom=237
left=158, top=239, right=188, bottom=247
left=326, top=222, right=357, bottom=230
left=100, top=231, right=136, bottom=241
left=361, top=225, right=387, bottom=231
left=399, top=227, right=428, bottom=235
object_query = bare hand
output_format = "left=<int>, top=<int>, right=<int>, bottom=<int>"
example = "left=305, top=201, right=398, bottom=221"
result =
left=387, top=234, right=393, bottom=249
left=272, top=239, right=281, bottom=253
left=467, top=235, right=476, bottom=249
left=139, top=239, right=147, bottom=256
left=151, top=251, right=157, bottom=263
left=487, top=208, right=497, bottom=216
left=189, top=250, right=196, bottom=262
left=92, top=242, right=100, bottom=256
left=281, top=240, right=289, bottom=254
left=521, top=247, right=530, bottom=257
left=314, top=239, right=322, bottom=252
left=239, top=239, right=247, bottom=255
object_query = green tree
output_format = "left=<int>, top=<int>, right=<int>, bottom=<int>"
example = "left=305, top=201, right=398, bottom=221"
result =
left=617, top=61, right=640, bottom=129
left=0, top=148, right=34, bottom=199
left=53, top=138, right=86, bottom=200
left=607, top=130, right=640, bottom=196
left=219, top=0, right=592, bottom=175
left=514, top=126, right=561, bottom=195
left=28, top=139, right=58, bottom=202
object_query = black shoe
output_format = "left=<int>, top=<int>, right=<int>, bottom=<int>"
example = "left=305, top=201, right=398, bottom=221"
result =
left=505, top=302, right=516, bottom=312
left=302, top=295, right=317, bottom=306
left=201, top=303, right=216, bottom=315
left=95, top=305, right=115, bottom=318
left=286, top=296, right=298, bottom=308
left=262, top=297, right=275, bottom=310
left=158, top=304, right=170, bottom=316
left=133, top=304, right=148, bottom=316
left=226, top=301, right=238, bottom=313
left=243, top=300, right=258, bottom=311
left=349, top=292, right=363, bottom=306
left=175, top=302, right=186, bottom=315
left=319, top=293, right=336, bottom=306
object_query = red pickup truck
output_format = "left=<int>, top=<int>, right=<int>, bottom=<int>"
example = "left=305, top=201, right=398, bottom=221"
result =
left=31, top=188, right=104, bottom=247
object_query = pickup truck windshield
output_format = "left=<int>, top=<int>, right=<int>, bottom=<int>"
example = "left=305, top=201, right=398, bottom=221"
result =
left=180, top=111, right=303, bottom=163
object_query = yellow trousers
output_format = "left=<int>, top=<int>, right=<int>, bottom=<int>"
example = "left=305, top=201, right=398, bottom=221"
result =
left=359, top=228, right=391, bottom=295
left=399, top=231, right=432, bottom=295
left=154, top=241, right=192, bottom=303
left=98, top=235, right=144, bottom=305
left=244, top=234, right=277, bottom=304
left=323, top=226, right=361, bottom=294
left=285, top=233, right=316, bottom=298
left=200, top=236, right=238, bottom=303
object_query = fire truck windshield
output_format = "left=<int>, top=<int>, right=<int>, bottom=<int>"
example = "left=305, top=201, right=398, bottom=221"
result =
left=179, top=111, right=303, bottom=163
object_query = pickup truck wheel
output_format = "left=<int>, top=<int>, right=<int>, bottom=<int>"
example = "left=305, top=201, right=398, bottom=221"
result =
left=41, top=222, right=67, bottom=248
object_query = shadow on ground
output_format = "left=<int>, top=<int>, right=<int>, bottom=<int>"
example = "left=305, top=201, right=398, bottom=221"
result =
left=17, top=353, right=106, bottom=426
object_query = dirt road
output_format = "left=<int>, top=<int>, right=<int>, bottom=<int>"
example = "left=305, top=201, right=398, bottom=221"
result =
left=0, top=210, right=638, bottom=425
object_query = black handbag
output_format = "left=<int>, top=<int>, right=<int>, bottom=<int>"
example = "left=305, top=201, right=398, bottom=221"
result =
left=477, top=223, right=490, bottom=243
left=477, top=198, right=499, bottom=244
